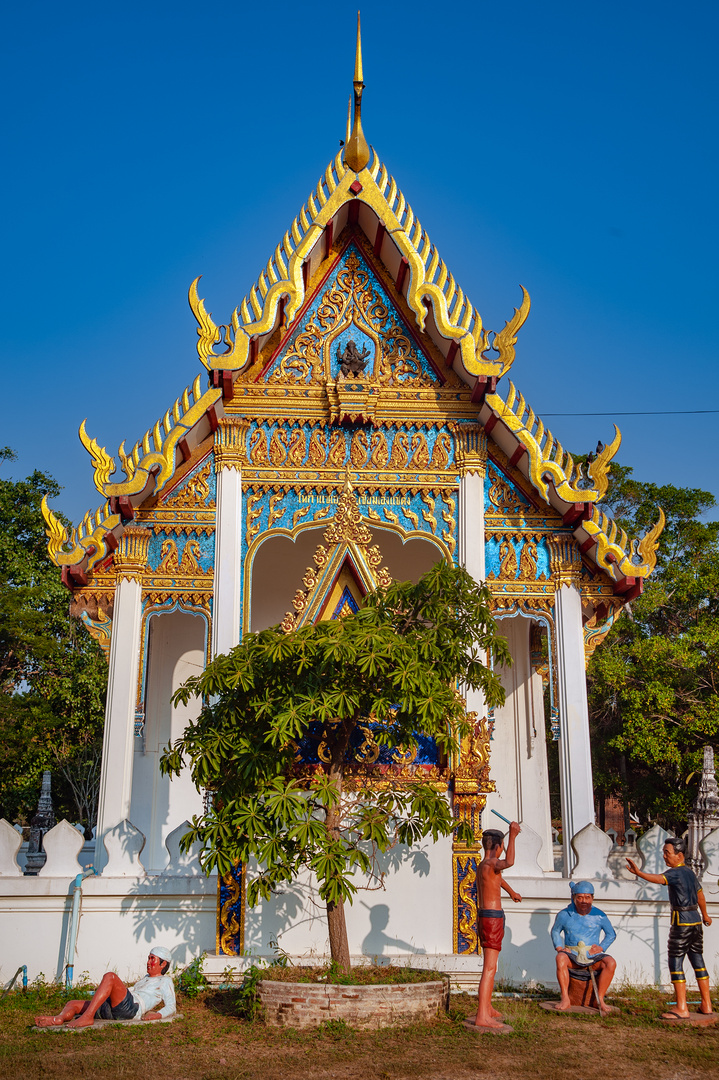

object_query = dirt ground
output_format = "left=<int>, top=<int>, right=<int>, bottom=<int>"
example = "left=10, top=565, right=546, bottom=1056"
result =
left=2, top=987, right=719, bottom=1080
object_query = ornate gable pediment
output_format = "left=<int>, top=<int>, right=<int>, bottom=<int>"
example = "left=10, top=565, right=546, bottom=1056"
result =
left=280, top=479, right=392, bottom=632
left=259, top=240, right=462, bottom=426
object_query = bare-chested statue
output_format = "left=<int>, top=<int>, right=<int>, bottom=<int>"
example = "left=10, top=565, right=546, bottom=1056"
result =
left=473, top=822, right=522, bottom=1029
left=35, top=947, right=176, bottom=1029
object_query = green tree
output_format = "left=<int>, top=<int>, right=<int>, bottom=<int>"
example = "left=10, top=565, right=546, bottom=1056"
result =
left=0, top=449, right=107, bottom=829
left=586, top=462, right=719, bottom=831
left=161, top=561, right=509, bottom=970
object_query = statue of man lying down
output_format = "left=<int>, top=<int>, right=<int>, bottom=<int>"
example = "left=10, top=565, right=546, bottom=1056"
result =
left=35, top=946, right=176, bottom=1028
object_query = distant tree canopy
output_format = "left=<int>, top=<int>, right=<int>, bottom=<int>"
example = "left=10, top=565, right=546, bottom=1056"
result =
left=585, top=460, right=719, bottom=831
left=0, top=449, right=107, bottom=830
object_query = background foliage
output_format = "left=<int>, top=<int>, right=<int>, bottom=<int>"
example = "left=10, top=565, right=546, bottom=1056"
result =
left=585, top=461, right=719, bottom=831
left=0, top=449, right=107, bottom=830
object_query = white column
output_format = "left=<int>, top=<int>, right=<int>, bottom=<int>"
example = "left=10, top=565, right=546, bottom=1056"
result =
left=551, top=538, right=595, bottom=874
left=458, top=469, right=485, bottom=582
left=456, top=424, right=487, bottom=720
left=95, top=527, right=148, bottom=871
left=211, top=419, right=246, bottom=658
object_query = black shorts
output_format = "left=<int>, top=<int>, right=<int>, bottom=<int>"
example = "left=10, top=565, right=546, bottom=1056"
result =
left=98, top=990, right=139, bottom=1021
left=668, top=921, right=703, bottom=959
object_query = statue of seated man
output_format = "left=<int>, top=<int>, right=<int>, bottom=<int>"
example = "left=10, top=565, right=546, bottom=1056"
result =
left=35, top=946, right=176, bottom=1029
left=551, top=881, right=617, bottom=1015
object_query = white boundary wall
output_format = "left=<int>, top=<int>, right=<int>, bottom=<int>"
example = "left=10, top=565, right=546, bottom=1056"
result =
left=3, top=820, right=719, bottom=989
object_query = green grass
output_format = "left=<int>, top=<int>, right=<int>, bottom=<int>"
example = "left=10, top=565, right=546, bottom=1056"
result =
left=2, top=982, right=719, bottom=1080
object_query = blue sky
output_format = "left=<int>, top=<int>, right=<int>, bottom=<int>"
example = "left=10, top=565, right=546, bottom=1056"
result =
left=1, top=0, right=717, bottom=525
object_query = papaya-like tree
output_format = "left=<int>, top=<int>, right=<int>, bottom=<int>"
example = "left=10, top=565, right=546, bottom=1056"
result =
left=161, top=561, right=509, bottom=970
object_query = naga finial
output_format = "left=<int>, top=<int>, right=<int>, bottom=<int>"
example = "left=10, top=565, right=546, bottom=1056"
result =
left=344, top=12, right=370, bottom=173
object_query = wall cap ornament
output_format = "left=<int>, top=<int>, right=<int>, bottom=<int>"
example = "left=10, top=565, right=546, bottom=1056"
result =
left=214, top=418, right=249, bottom=472
left=114, top=526, right=150, bottom=583
left=548, top=535, right=582, bottom=589
left=450, top=422, right=487, bottom=477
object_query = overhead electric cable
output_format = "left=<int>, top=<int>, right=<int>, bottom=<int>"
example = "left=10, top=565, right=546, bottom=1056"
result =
left=538, top=410, right=719, bottom=417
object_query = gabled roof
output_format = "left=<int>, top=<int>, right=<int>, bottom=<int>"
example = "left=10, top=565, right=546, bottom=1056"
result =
left=42, top=24, right=664, bottom=594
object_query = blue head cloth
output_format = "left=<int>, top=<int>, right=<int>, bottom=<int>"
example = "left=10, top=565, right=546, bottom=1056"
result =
left=570, top=880, right=595, bottom=896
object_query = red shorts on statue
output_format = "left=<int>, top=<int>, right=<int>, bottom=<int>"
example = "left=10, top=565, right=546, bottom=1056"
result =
left=478, top=910, right=505, bottom=952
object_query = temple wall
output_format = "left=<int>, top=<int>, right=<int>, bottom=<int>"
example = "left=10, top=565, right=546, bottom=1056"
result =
left=2, top=871, right=718, bottom=989
left=485, top=616, right=555, bottom=872
left=0, top=876, right=216, bottom=985
left=244, top=832, right=454, bottom=959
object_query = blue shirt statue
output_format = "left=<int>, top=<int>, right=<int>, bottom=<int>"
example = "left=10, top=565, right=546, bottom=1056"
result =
left=551, top=900, right=617, bottom=951
left=551, top=881, right=618, bottom=1015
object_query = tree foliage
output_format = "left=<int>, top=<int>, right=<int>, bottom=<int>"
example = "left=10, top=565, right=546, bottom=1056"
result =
left=161, top=561, right=509, bottom=969
left=586, top=461, right=719, bottom=830
left=0, top=449, right=107, bottom=829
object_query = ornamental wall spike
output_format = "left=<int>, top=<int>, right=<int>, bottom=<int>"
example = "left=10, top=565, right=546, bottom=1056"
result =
left=101, top=374, right=222, bottom=499
left=41, top=495, right=121, bottom=570
left=583, top=504, right=665, bottom=578
left=485, top=381, right=622, bottom=504
left=188, top=278, right=248, bottom=371
left=479, top=286, right=531, bottom=377
left=79, top=420, right=116, bottom=493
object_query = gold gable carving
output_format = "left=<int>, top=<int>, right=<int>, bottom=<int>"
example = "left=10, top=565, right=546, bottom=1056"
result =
left=281, top=480, right=392, bottom=633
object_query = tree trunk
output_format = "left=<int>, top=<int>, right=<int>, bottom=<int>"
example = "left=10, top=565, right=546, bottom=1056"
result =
left=324, top=720, right=352, bottom=972
left=327, top=897, right=351, bottom=971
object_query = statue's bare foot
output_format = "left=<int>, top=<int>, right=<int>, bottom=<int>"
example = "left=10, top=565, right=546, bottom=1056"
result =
left=473, top=1012, right=505, bottom=1029
left=555, top=998, right=572, bottom=1012
left=35, top=1016, right=63, bottom=1027
left=597, top=1001, right=612, bottom=1017
left=66, top=1013, right=96, bottom=1029
left=489, top=1006, right=504, bottom=1019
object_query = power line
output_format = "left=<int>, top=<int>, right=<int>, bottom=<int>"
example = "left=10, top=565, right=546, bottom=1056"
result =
left=538, top=409, right=719, bottom=417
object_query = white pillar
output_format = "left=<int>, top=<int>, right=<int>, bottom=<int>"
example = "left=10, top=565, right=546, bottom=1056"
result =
left=551, top=538, right=595, bottom=874
left=456, top=424, right=487, bottom=722
left=456, top=422, right=487, bottom=581
left=459, top=467, right=485, bottom=582
left=95, top=527, right=148, bottom=871
left=211, top=419, right=246, bottom=657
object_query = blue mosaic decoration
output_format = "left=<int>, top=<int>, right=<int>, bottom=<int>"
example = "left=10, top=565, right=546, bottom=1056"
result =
left=455, top=855, right=479, bottom=954
left=164, top=456, right=216, bottom=506
left=146, top=529, right=214, bottom=574
left=293, top=721, right=441, bottom=769
left=243, top=478, right=457, bottom=560
left=484, top=460, right=533, bottom=515
left=217, top=863, right=244, bottom=956
left=485, top=533, right=551, bottom=581
left=331, top=586, right=359, bottom=619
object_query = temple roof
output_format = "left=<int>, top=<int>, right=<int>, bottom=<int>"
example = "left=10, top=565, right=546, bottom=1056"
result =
left=42, top=23, right=664, bottom=595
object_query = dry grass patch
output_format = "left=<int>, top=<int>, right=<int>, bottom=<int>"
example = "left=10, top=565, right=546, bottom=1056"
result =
left=2, top=985, right=719, bottom=1080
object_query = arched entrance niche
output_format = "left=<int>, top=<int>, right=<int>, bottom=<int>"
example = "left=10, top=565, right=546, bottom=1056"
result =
left=248, top=525, right=445, bottom=633
left=130, top=608, right=207, bottom=871
left=484, top=612, right=554, bottom=872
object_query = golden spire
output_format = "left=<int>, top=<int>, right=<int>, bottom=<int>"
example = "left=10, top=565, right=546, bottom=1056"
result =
left=344, top=12, right=370, bottom=173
